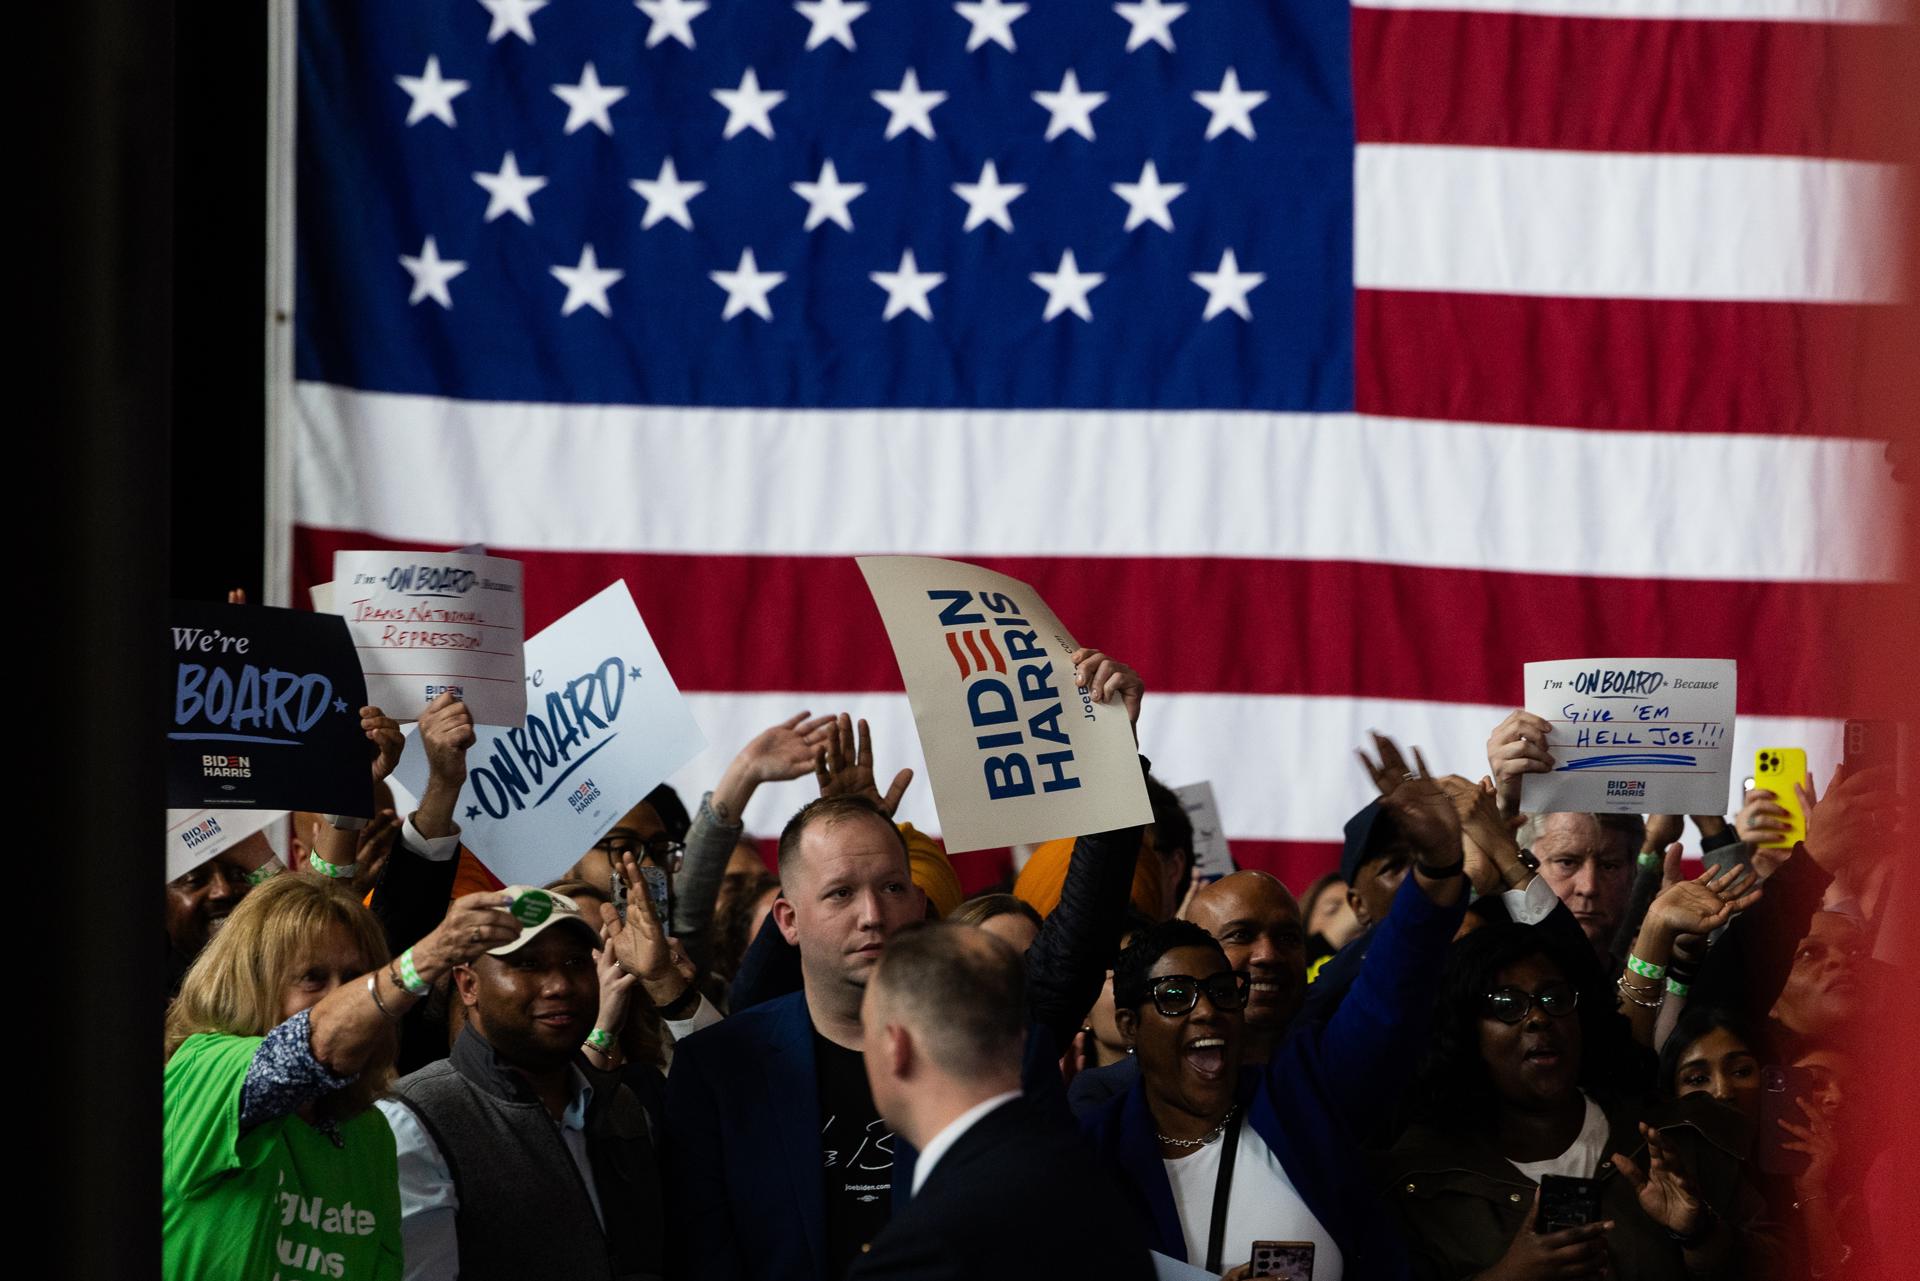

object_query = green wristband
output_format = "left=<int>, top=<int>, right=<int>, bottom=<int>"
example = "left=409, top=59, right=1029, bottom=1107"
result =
left=1626, top=954, right=1667, bottom=981
left=308, top=850, right=354, bottom=880
left=1637, top=851, right=1661, bottom=869
left=246, top=858, right=284, bottom=886
left=397, top=947, right=431, bottom=996
left=585, top=1028, right=617, bottom=1053
left=1666, top=977, right=1691, bottom=997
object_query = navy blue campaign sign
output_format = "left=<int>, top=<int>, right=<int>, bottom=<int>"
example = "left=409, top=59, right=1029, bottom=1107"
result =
left=168, top=602, right=373, bottom=816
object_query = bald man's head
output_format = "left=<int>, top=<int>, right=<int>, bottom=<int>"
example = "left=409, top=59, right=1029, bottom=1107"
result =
left=1185, top=871, right=1307, bottom=1031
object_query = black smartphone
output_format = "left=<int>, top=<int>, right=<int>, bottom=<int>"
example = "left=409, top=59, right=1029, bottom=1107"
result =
left=1758, top=1065, right=1816, bottom=1179
left=1843, top=719, right=1898, bottom=778
left=1249, top=1241, right=1315, bottom=1280
left=1537, top=1175, right=1602, bottom=1234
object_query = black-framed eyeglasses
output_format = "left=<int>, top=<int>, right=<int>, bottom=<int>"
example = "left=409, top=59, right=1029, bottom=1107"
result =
left=1483, top=982, right=1579, bottom=1024
left=594, top=832, right=685, bottom=874
left=1147, top=972, right=1249, bottom=1017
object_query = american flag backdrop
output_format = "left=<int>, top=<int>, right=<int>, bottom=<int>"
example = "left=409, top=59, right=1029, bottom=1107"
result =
left=274, top=0, right=1905, bottom=890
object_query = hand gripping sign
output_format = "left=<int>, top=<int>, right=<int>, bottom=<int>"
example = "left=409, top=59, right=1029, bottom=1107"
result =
left=1519, top=658, right=1738, bottom=816
left=393, top=581, right=705, bottom=886
left=858, top=556, right=1151, bottom=853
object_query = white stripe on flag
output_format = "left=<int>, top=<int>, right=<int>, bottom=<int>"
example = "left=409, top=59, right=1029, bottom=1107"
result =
left=1352, top=0, right=1899, bottom=23
left=292, top=383, right=1900, bottom=583
left=1356, top=145, right=1902, bottom=303
left=668, top=690, right=1846, bottom=848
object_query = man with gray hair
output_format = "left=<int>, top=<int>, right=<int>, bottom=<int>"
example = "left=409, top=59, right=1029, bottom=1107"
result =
left=852, top=922, right=1151, bottom=1280
left=1490, top=709, right=1646, bottom=961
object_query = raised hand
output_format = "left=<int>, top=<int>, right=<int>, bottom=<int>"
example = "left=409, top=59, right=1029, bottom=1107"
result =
left=420, top=891, right=523, bottom=971
left=815, top=713, right=913, bottom=817
left=1734, top=786, right=1793, bottom=847
left=1486, top=709, right=1556, bottom=816
left=1644, top=864, right=1761, bottom=941
left=742, top=712, right=836, bottom=782
left=600, top=851, right=696, bottom=1008
left=591, top=925, right=641, bottom=1039
left=1642, top=814, right=1684, bottom=855
left=1800, top=763, right=1902, bottom=883
left=1611, top=1123, right=1706, bottom=1238
left=348, top=809, right=402, bottom=894
left=1777, top=1095, right=1837, bottom=1198
left=360, top=706, right=405, bottom=782
left=1070, top=648, right=1145, bottom=728
left=418, top=691, right=477, bottom=782
left=712, top=712, right=838, bottom=822
left=1356, top=733, right=1462, bottom=870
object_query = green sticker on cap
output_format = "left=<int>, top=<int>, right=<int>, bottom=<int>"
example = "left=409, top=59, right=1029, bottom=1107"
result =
left=510, top=890, right=554, bottom=928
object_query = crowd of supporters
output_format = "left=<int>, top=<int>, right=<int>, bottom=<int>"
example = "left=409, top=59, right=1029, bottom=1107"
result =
left=162, top=648, right=1907, bottom=1281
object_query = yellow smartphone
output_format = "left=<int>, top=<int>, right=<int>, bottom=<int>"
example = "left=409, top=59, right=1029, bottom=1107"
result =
left=1752, top=747, right=1809, bottom=849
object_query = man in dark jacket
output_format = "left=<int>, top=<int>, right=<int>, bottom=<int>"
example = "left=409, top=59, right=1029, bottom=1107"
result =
left=851, top=921, right=1151, bottom=1280
left=380, top=888, right=665, bottom=1281
left=665, top=652, right=1149, bottom=1281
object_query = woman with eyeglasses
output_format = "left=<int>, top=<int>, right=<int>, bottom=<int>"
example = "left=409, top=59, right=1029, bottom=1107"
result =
left=1080, top=735, right=1473, bottom=1279
left=1385, top=922, right=1752, bottom=1280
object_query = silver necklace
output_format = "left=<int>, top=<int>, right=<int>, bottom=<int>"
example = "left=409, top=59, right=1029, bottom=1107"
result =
left=1157, top=1105, right=1236, bottom=1150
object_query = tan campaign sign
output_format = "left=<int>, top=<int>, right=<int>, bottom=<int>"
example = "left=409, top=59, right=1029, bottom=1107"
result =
left=858, top=556, right=1151, bottom=853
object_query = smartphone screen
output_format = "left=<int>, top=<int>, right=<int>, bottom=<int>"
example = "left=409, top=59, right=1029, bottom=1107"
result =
left=1248, top=1241, right=1315, bottom=1280
left=1537, top=1175, right=1601, bottom=1233
left=638, top=864, right=673, bottom=935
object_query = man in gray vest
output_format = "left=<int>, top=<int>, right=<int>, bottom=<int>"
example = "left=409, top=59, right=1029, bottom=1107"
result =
left=379, top=885, right=672, bottom=1281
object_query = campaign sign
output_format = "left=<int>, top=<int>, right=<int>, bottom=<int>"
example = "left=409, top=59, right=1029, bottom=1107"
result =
left=1173, top=781, right=1235, bottom=882
left=330, top=550, right=526, bottom=725
left=1519, top=658, right=1738, bottom=815
left=164, top=807, right=284, bottom=882
left=857, top=556, right=1151, bottom=853
left=393, top=581, right=706, bottom=886
left=168, top=602, right=372, bottom=816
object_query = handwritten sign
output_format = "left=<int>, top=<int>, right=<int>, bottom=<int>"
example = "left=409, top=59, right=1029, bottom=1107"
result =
left=392, top=581, right=705, bottom=886
left=1173, top=781, right=1235, bottom=882
left=330, top=550, right=526, bottom=726
left=1519, top=658, right=1737, bottom=815
left=858, top=556, right=1151, bottom=853
left=168, top=602, right=372, bottom=816
left=164, top=807, right=284, bottom=882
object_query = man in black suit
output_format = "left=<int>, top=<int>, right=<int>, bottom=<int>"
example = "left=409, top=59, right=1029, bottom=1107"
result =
left=852, top=922, right=1153, bottom=1281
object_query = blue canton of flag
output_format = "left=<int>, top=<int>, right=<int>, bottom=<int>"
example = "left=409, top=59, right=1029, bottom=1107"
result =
left=297, top=0, right=1354, bottom=410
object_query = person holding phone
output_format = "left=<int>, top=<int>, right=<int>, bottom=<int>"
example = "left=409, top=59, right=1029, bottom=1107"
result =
left=1081, top=734, right=1469, bottom=1279
left=1385, top=922, right=1751, bottom=1280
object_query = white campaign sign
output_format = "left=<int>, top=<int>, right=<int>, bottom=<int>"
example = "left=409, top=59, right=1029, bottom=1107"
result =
left=392, top=581, right=705, bottom=886
left=330, top=550, right=526, bottom=725
left=1173, top=781, right=1235, bottom=882
left=858, top=556, right=1151, bottom=853
left=165, top=807, right=284, bottom=882
left=1519, top=658, right=1738, bottom=816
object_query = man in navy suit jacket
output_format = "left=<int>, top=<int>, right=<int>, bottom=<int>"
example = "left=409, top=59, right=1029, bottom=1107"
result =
left=847, top=921, right=1151, bottom=1281
left=664, top=653, right=1150, bottom=1280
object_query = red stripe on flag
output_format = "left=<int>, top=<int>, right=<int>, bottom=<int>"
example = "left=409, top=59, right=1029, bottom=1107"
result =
left=1353, top=7, right=1899, bottom=160
left=293, top=528, right=1881, bottom=719
left=1357, top=290, right=1892, bottom=438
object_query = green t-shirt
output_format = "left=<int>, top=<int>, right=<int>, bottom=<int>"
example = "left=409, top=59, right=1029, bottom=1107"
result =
left=163, top=1033, right=403, bottom=1281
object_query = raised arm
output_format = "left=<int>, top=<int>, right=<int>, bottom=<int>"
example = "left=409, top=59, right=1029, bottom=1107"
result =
left=368, top=693, right=476, bottom=953
left=673, top=713, right=835, bottom=970
left=1024, top=649, right=1148, bottom=1047
left=1303, top=734, right=1468, bottom=1123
